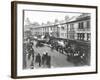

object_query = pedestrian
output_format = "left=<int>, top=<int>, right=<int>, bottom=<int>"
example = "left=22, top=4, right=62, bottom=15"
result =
left=47, top=55, right=51, bottom=68
left=23, top=43, right=27, bottom=69
left=27, top=46, right=34, bottom=60
left=35, top=53, right=41, bottom=67
left=42, top=52, right=46, bottom=65
left=45, top=52, right=51, bottom=68
left=28, top=46, right=34, bottom=69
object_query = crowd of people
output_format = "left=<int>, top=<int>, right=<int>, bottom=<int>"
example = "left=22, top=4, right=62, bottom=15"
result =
left=48, top=39, right=90, bottom=66
left=23, top=37, right=90, bottom=69
left=23, top=39, right=51, bottom=69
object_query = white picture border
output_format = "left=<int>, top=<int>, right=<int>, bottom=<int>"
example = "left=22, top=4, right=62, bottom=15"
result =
left=16, top=3, right=96, bottom=76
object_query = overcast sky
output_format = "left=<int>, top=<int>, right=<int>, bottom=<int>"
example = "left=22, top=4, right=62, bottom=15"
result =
left=24, top=10, right=82, bottom=25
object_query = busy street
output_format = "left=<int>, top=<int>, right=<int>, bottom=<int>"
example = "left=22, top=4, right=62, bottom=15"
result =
left=34, top=42, right=74, bottom=68
left=23, top=37, right=90, bottom=69
left=23, top=13, right=91, bottom=70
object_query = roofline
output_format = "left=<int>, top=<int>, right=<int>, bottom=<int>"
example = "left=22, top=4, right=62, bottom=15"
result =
left=31, top=17, right=90, bottom=29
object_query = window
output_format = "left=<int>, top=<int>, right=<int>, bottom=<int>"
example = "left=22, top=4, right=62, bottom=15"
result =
left=61, top=25, right=65, bottom=30
left=87, top=33, right=91, bottom=40
left=82, top=33, right=85, bottom=40
left=61, top=33, right=64, bottom=37
left=70, top=24, right=74, bottom=31
left=78, top=22, right=84, bottom=29
left=86, top=21, right=90, bottom=29
left=50, top=27, right=52, bottom=30
left=77, top=33, right=80, bottom=40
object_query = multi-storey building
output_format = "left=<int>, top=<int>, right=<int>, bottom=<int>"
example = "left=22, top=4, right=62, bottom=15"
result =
left=24, top=13, right=91, bottom=41
left=76, top=14, right=91, bottom=41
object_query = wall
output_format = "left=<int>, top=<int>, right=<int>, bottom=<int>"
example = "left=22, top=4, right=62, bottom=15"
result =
left=0, top=0, right=99, bottom=80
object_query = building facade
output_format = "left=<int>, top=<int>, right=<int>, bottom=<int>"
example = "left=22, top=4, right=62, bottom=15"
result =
left=24, top=14, right=91, bottom=41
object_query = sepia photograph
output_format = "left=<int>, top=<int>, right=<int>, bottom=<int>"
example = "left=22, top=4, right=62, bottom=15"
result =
left=11, top=1, right=97, bottom=78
